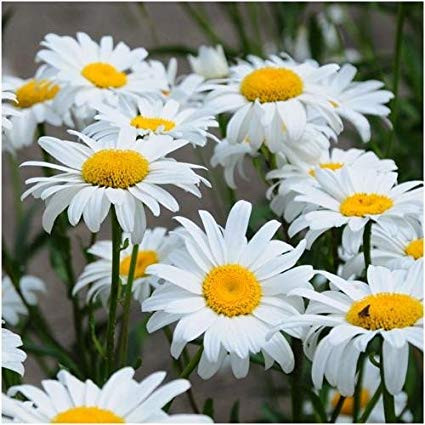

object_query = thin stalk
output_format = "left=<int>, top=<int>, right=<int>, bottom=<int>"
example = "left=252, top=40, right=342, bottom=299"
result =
left=353, top=355, right=366, bottom=422
left=290, top=338, right=304, bottom=422
left=117, top=244, right=139, bottom=367
left=37, top=123, right=52, bottom=177
left=363, top=221, right=373, bottom=270
left=386, top=4, right=406, bottom=157
left=104, top=210, right=123, bottom=377
left=164, top=345, right=204, bottom=413
left=329, top=395, right=346, bottom=423
left=8, top=152, right=23, bottom=225
left=379, top=341, right=396, bottom=422
left=330, top=229, right=340, bottom=273
left=358, top=384, right=382, bottom=423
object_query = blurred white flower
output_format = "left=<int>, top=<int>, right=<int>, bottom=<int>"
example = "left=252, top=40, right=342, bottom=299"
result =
left=188, top=45, right=229, bottom=79
left=2, top=325, right=26, bottom=376
left=2, top=275, right=45, bottom=326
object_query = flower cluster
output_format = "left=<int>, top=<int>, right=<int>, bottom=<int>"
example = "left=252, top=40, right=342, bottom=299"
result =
left=1, top=28, right=423, bottom=424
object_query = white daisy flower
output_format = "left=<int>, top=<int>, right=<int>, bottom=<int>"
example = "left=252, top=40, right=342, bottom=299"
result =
left=2, top=325, right=27, bottom=376
left=2, top=83, right=21, bottom=133
left=142, top=200, right=314, bottom=379
left=36, top=32, right=166, bottom=114
left=83, top=97, right=217, bottom=147
left=276, top=263, right=423, bottom=396
left=2, top=367, right=212, bottom=423
left=134, top=58, right=209, bottom=108
left=205, top=53, right=342, bottom=149
left=326, top=64, right=394, bottom=142
left=21, top=131, right=209, bottom=243
left=73, top=228, right=179, bottom=305
left=188, top=45, right=229, bottom=79
left=2, top=275, right=45, bottom=326
left=304, top=360, right=410, bottom=422
left=2, top=67, right=63, bottom=153
left=210, top=138, right=257, bottom=189
left=267, top=148, right=397, bottom=223
left=288, top=167, right=423, bottom=250
left=339, top=216, right=423, bottom=278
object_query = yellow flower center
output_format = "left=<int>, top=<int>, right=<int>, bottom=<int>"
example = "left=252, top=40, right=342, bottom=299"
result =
left=81, top=62, right=127, bottom=88
left=81, top=149, right=149, bottom=189
left=240, top=67, right=303, bottom=103
left=51, top=407, right=124, bottom=423
left=405, top=238, right=423, bottom=260
left=202, top=264, right=262, bottom=317
left=309, top=162, right=344, bottom=177
left=339, top=193, right=393, bottom=217
left=130, top=115, right=175, bottom=132
left=331, top=390, right=370, bottom=416
left=120, top=250, right=158, bottom=278
left=346, top=293, right=423, bottom=330
left=15, top=79, right=60, bottom=108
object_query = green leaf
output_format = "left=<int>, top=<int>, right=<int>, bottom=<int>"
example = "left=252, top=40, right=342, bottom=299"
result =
left=229, top=400, right=240, bottom=423
left=202, top=398, right=214, bottom=419
left=127, top=317, right=149, bottom=365
left=308, top=15, right=324, bottom=62
left=260, top=403, right=288, bottom=423
left=303, top=387, right=327, bottom=423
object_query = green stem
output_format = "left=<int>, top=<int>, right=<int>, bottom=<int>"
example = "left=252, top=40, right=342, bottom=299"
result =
left=363, top=221, right=373, bottom=271
left=8, top=152, right=23, bottom=225
left=291, top=338, right=304, bottom=422
left=358, top=384, right=382, bottom=423
left=353, top=355, right=366, bottom=422
left=104, top=210, right=123, bottom=378
left=117, top=244, right=139, bottom=368
left=379, top=341, right=396, bottom=422
left=164, top=345, right=204, bottom=413
left=386, top=3, right=405, bottom=157
left=329, top=395, right=346, bottom=423
left=330, top=229, right=340, bottom=273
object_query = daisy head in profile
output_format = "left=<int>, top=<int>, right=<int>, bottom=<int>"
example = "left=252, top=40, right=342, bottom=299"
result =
left=21, top=130, right=209, bottom=243
left=2, top=325, right=27, bottom=376
left=326, top=64, right=394, bottom=142
left=36, top=32, right=167, bottom=113
left=2, top=67, right=64, bottom=153
left=2, top=367, right=212, bottom=423
left=205, top=53, right=343, bottom=149
left=73, top=228, right=179, bottom=306
left=83, top=96, right=218, bottom=147
left=288, top=167, right=423, bottom=251
left=274, top=262, right=423, bottom=396
left=188, top=44, right=229, bottom=80
left=142, top=200, right=314, bottom=379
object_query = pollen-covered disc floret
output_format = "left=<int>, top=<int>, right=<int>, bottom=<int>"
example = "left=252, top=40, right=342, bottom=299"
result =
left=340, top=193, right=393, bottom=217
left=52, top=407, right=124, bottom=423
left=346, top=293, right=423, bottom=330
left=405, top=238, right=423, bottom=260
left=202, top=264, right=262, bottom=317
left=130, top=115, right=175, bottom=132
left=81, top=149, right=149, bottom=189
left=240, top=67, right=303, bottom=103
left=15, top=79, right=60, bottom=108
left=81, top=62, right=127, bottom=88
left=120, top=250, right=158, bottom=279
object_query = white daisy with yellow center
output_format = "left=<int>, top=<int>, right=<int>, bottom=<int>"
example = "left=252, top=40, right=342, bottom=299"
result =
left=21, top=130, right=209, bottom=244
left=304, top=361, right=411, bottom=422
left=267, top=148, right=397, bottom=234
left=2, top=367, right=212, bottom=423
left=2, top=325, right=27, bottom=376
left=2, top=67, right=63, bottom=153
left=288, top=167, right=423, bottom=251
left=83, top=97, right=217, bottom=147
left=274, top=263, right=423, bottom=396
left=73, top=228, right=178, bottom=305
left=142, top=200, right=314, bottom=379
left=36, top=32, right=168, bottom=113
left=2, top=275, right=45, bottom=326
left=205, top=53, right=343, bottom=151
left=325, top=64, right=394, bottom=142
left=339, top=216, right=423, bottom=279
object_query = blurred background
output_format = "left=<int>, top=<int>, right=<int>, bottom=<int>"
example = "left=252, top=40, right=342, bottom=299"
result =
left=2, top=2, right=423, bottom=422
